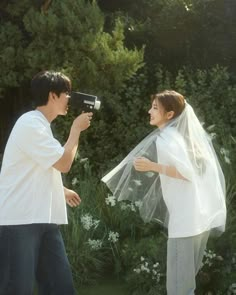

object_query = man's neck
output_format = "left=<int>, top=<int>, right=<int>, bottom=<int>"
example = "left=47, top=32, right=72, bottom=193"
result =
left=36, top=106, right=57, bottom=123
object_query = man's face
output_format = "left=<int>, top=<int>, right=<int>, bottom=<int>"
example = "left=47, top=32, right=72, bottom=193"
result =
left=54, top=92, right=70, bottom=116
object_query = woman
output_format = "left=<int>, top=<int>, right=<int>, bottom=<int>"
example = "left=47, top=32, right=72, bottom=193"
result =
left=102, top=90, right=226, bottom=295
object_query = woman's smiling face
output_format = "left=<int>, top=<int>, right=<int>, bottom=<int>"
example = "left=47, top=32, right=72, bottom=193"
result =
left=148, top=99, right=172, bottom=128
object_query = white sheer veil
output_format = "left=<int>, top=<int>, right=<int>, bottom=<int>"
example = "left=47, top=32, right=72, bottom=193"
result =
left=102, top=101, right=226, bottom=233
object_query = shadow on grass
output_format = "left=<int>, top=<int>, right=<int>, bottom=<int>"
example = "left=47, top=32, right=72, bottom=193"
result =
left=77, top=278, right=129, bottom=295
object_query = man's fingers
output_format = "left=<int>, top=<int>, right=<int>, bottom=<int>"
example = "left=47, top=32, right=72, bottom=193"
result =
left=74, top=194, right=81, bottom=203
left=67, top=194, right=81, bottom=207
left=68, top=199, right=80, bottom=207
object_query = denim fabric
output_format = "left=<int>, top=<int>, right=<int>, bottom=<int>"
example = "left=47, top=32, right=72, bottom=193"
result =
left=166, top=231, right=209, bottom=295
left=0, top=224, right=76, bottom=295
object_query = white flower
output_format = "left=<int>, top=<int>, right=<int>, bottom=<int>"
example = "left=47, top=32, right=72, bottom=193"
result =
left=128, top=25, right=134, bottom=32
left=145, top=172, right=155, bottom=178
left=220, top=147, right=230, bottom=157
left=220, top=148, right=231, bottom=164
left=130, top=203, right=136, bottom=212
left=140, top=264, right=146, bottom=271
left=156, top=273, right=161, bottom=283
left=153, top=262, right=159, bottom=268
left=120, top=202, right=136, bottom=212
left=207, top=124, right=215, bottom=131
left=220, top=148, right=226, bottom=155
left=209, top=132, right=217, bottom=140
left=93, top=219, right=100, bottom=229
left=133, top=268, right=141, bottom=274
left=80, top=214, right=93, bottom=230
left=80, top=213, right=100, bottom=231
left=134, top=201, right=142, bottom=209
left=108, top=231, right=119, bottom=243
left=120, top=202, right=129, bottom=211
left=184, top=4, right=190, bottom=11
left=133, top=258, right=161, bottom=283
left=140, top=264, right=150, bottom=273
left=105, top=194, right=116, bottom=207
left=80, top=157, right=88, bottom=163
left=88, top=238, right=102, bottom=250
left=72, top=177, right=79, bottom=186
left=224, top=156, right=231, bottom=164
left=133, top=179, right=142, bottom=186
left=203, top=249, right=216, bottom=267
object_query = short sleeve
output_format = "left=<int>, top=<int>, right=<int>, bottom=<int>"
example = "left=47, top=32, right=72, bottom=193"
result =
left=156, top=129, right=194, bottom=181
left=12, top=115, right=64, bottom=170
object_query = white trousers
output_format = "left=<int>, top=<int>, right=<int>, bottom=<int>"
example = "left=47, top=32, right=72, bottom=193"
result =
left=166, top=231, right=209, bottom=295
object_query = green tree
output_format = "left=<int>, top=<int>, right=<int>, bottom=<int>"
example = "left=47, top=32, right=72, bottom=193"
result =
left=98, top=0, right=236, bottom=71
left=0, top=0, right=143, bottom=152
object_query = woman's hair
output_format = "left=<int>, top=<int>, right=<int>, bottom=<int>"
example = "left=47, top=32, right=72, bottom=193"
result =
left=31, top=70, right=71, bottom=107
left=152, top=90, right=207, bottom=173
left=151, top=90, right=185, bottom=119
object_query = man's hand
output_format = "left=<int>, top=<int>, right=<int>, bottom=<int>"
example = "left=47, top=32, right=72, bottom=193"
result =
left=53, top=112, right=93, bottom=173
left=64, top=187, right=81, bottom=207
left=133, top=157, right=154, bottom=172
left=72, top=112, right=93, bottom=133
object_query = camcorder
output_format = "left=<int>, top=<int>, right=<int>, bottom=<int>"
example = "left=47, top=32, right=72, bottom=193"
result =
left=69, top=91, right=101, bottom=112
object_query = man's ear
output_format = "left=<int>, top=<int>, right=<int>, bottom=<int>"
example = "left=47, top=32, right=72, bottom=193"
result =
left=167, top=111, right=174, bottom=120
left=48, top=91, right=56, bottom=102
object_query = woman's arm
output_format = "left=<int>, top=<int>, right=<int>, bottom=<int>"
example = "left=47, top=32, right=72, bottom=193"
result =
left=134, top=157, right=187, bottom=180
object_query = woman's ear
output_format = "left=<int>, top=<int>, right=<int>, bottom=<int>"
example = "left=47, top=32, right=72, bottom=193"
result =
left=167, top=111, right=174, bottom=120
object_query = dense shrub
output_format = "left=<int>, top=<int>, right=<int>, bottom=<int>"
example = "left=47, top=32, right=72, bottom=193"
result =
left=60, top=65, right=236, bottom=294
left=0, top=0, right=143, bottom=150
left=59, top=65, right=236, bottom=178
left=0, top=1, right=236, bottom=294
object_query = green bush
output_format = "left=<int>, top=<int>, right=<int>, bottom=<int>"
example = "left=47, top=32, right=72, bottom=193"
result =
left=0, top=0, right=143, bottom=151
left=60, top=65, right=236, bottom=294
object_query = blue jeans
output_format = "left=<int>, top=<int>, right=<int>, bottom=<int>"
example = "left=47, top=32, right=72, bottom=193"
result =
left=0, top=223, right=76, bottom=295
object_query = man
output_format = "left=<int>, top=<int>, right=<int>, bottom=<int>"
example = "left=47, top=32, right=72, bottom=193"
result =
left=0, top=71, right=93, bottom=294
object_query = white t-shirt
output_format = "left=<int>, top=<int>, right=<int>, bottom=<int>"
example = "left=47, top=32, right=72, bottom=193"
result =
left=156, top=127, right=226, bottom=238
left=0, top=110, right=68, bottom=225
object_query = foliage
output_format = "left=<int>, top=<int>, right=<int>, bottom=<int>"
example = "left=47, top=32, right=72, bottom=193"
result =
left=61, top=136, right=236, bottom=294
left=61, top=156, right=166, bottom=291
left=152, top=65, right=236, bottom=170
left=98, top=0, right=236, bottom=71
left=121, top=236, right=166, bottom=294
left=69, top=64, right=236, bottom=177
left=0, top=0, right=143, bottom=150
left=1, top=1, right=236, bottom=294
left=195, top=208, right=236, bottom=294
left=60, top=65, right=236, bottom=294
left=0, top=0, right=143, bottom=90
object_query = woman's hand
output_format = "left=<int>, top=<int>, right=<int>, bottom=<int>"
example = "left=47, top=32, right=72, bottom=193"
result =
left=133, top=157, right=154, bottom=172
left=134, top=158, right=187, bottom=180
left=64, top=187, right=81, bottom=207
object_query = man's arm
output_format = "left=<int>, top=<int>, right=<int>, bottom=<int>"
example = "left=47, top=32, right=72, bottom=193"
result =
left=64, top=187, right=81, bottom=207
left=53, top=112, right=92, bottom=173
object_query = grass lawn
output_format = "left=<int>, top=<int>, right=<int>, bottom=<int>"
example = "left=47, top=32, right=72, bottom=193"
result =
left=77, top=278, right=129, bottom=295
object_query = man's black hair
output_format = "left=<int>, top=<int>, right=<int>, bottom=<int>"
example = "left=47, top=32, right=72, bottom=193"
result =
left=31, top=71, right=71, bottom=107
